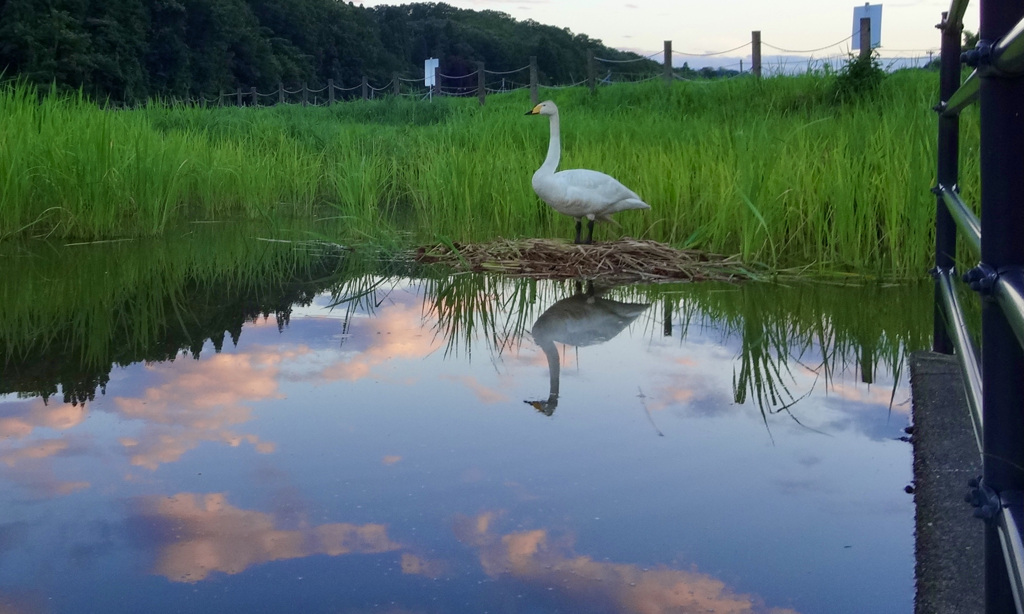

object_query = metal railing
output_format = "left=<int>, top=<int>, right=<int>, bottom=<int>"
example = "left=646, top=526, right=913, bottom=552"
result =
left=932, top=0, right=1024, bottom=611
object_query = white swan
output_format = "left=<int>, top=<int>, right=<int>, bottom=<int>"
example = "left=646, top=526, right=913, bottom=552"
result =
left=525, top=100, right=650, bottom=244
left=525, top=282, right=650, bottom=415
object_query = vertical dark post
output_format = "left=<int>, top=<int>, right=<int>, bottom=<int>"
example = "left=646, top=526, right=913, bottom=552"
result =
left=752, top=31, right=762, bottom=78
left=302, top=83, right=308, bottom=106
left=859, top=17, right=872, bottom=59
left=529, top=56, right=539, bottom=105
left=393, top=73, right=400, bottom=96
left=236, top=88, right=242, bottom=106
left=663, top=40, right=672, bottom=84
left=662, top=298, right=672, bottom=337
left=933, top=10, right=961, bottom=354
left=587, top=49, right=596, bottom=93
left=250, top=86, right=257, bottom=107
left=219, top=89, right=225, bottom=107
left=859, top=343, right=875, bottom=384
left=477, top=62, right=486, bottom=105
left=328, top=79, right=335, bottom=105
left=434, top=66, right=441, bottom=97
left=979, top=0, right=1024, bottom=610
left=278, top=82, right=284, bottom=105
left=361, top=76, right=368, bottom=100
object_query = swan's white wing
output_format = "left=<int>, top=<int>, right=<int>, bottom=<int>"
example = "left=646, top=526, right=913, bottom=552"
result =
left=532, top=295, right=651, bottom=347
left=536, top=169, right=649, bottom=218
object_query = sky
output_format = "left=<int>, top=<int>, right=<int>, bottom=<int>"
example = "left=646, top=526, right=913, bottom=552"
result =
left=356, top=0, right=979, bottom=68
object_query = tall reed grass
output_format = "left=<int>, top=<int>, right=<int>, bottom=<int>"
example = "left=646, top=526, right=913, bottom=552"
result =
left=0, top=72, right=976, bottom=277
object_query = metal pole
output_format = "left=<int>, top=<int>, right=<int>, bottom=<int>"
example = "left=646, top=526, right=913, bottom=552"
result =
left=752, top=31, right=762, bottom=78
left=529, top=56, right=539, bottom=105
left=860, top=17, right=872, bottom=59
left=664, top=40, right=672, bottom=84
left=934, top=10, right=961, bottom=354
left=979, top=0, right=1024, bottom=609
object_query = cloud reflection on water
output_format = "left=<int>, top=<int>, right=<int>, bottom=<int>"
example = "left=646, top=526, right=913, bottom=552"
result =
left=132, top=492, right=403, bottom=583
left=0, top=436, right=91, bottom=497
left=0, top=400, right=87, bottom=439
left=112, top=350, right=291, bottom=469
left=455, top=512, right=799, bottom=614
left=129, top=493, right=798, bottom=613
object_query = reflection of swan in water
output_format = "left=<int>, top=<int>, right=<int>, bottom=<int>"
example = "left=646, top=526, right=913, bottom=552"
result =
left=525, top=282, right=650, bottom=415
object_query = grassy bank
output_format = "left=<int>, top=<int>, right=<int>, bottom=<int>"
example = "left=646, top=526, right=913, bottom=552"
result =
left=0, top=72, right=977, bottom=277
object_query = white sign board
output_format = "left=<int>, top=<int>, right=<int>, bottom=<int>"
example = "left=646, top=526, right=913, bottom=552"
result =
left=424, top=58, right=439, bottom=87
left=852, top=3, right=882, bottom=50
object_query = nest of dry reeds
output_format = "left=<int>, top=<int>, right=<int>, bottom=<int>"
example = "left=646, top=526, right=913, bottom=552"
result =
left=413, top=238, right=758, bottom=283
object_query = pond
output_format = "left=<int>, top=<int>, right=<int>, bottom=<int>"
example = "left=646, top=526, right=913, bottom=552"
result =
left=0, top=226, right=930, bottom=613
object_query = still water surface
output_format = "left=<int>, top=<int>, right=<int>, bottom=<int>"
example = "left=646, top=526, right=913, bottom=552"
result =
left=0, top=233, right=928, bottom=613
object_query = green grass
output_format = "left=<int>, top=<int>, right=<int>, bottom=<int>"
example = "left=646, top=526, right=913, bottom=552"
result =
left=0, top=72, right=979, bottom=278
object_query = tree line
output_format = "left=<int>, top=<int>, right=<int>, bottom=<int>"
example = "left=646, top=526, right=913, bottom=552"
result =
left=0, top=0, right=655, bottom=103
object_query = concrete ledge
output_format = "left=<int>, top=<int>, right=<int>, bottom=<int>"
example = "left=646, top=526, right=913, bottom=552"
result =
left=910, top=351, right=983, bottom=614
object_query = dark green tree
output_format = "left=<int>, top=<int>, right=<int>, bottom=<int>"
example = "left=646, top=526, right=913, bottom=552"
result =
left=0, top=0, right=658, bottom=101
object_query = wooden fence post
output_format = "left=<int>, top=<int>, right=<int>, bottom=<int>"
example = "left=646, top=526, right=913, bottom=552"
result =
left=236, top=88, right=242, bottom=106
left=859, top=17, right=872, bottom=59
left=328, top=79, right=335, bottom=105
left=663, top=298, right=672, bottom=337
left=477, top=62, right=486, bottom=105
left=434, top=66, right=441, bottom=97
left=219, top=89, right=224, bottom=107
left=361, top=76, right=368, bottom=100
left=302, top=83, right=308, bottom=106
left=664, top=40, right=672, bottom=83
left=587, top=49, right=596, bottom=93
left=278, top=82, right=284, bottom=105
left=393, top=73, right=400, bottom=96
left=250, top=86, right=257, bottom=106
left=529, top=56, right=538, bottom=105
left=752, top=31, right=762, bottom=77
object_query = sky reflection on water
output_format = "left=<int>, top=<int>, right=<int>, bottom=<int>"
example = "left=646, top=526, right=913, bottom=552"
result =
left=0, top=277, right=917, bottom=614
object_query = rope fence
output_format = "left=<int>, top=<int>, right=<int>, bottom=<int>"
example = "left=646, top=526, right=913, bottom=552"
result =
left=181, top=26, right=942, bottom=109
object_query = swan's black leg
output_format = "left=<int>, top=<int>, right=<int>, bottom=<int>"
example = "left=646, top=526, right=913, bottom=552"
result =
left=584, top=219, right=595, bottom=244
left=574, top=219, right=582, bottom=244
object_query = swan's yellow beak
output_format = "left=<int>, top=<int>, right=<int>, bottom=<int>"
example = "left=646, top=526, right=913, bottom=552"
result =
left=525, top=104, right=542, bottom=115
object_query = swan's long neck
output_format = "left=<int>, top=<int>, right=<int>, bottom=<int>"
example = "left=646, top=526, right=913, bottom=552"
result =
left=538, top=337, right=560, bottom=400
left=539, top=112, right=561, bottom=175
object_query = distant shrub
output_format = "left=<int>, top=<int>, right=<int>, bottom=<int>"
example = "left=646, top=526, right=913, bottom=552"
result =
left=831, top=53, right=886, bottom=103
